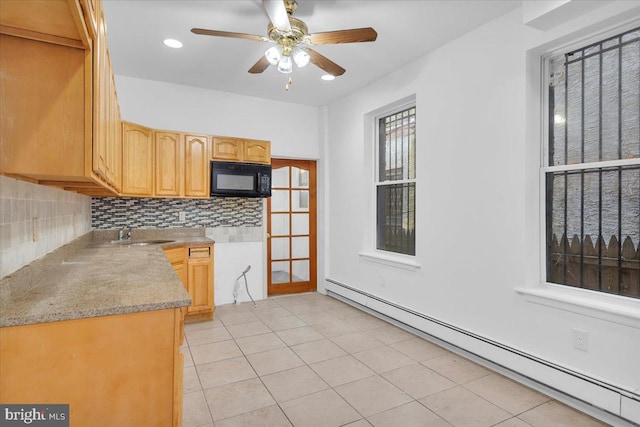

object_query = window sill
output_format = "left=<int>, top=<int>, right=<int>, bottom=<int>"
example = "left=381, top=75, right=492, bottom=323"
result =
left=358, top=251, right=421, bottom=271
left=516, top=284, right=640, bottom=329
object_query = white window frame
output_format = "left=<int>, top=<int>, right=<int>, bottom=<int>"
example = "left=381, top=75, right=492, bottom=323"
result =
left=359, top=96, right=420, bottom=271
left=517, top=21, right=640, bottom=328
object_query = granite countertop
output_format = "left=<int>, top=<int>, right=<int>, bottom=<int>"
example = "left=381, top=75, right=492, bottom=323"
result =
left=0, top=228, right=214, bottom=328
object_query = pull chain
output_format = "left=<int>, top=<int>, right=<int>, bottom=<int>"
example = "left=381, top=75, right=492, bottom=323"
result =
left=285, top=75, right=292, bottom=91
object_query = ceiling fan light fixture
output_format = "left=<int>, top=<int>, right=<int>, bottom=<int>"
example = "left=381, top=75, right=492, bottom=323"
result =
left=321, top=74, right=335, bottom=81
left=264, top=46, right=282, bottom=65
left=163, top=38, right=183, bottom=48
left=292, top=48, right=310, bottom=68
left=277, top=55, right=293, bottom=74
left=193, top=0, right=377, bottom=81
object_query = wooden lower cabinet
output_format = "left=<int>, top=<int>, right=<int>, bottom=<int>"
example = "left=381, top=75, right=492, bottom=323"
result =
left=0, top=308, right=185, bottom=427
left=164, top=244, right=214, bottom=322
left=164, top=245, right=187, bottom=285
left=187, top=246, right=214, bottom=317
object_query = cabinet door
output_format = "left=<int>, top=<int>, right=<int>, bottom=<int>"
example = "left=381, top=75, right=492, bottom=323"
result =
left=174, top=263, right=187, bottom=290
left=187, top=258, right=212, bottom=314
left=155, top=131, right=181, bottom=196
left=106, top=60, right=122, bottom=191
left=211, top=137, right=242, bottom=161
left=185, top=134, right=209, bottom=197
left=105, top=59, right=117, bottom=187
left=164, top=247, right=187, bottom=289
left=112, top=92, right=123, bottom=192
left=0, top=309, right=180, bottom=426
left=92, top=9, right=108, bottom=181
left=122, top=122, right=154, bottom=196
left=186, top=246, right=213, bottom=315
left=83, top=0, right=98, bottom=38
left=244, top=139, right=271, bottom=164
left=92, top=5, right=121, bottom=192
left=0, top=35, right=86, bottom=178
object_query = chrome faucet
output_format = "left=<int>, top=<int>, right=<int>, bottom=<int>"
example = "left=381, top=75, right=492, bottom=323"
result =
left=118, top=226, right=131, bottom=241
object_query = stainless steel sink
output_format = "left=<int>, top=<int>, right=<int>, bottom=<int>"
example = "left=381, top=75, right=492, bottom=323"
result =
left=110, top=239, right=175, bottom=246
left=127, top=239, right=175, bottom=246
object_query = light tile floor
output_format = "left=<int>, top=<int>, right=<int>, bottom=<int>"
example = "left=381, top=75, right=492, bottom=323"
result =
left=182, top=292, right=608, bottom=427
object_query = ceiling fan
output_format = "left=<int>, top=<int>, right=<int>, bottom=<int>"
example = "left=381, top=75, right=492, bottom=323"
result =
left=191, top=0, right=377, bottom=78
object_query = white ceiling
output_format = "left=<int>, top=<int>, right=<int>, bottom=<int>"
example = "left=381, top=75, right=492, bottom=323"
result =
left=102, top=0, right=520, bottom=107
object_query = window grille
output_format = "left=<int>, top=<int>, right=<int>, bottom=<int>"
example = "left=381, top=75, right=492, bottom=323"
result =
left=546, top=27, right=640, bottom=298
left=376, top=106, right=416, bottom=256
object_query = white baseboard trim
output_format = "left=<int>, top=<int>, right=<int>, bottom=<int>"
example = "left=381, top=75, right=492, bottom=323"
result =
left=325, top=278, right=640, bottom=427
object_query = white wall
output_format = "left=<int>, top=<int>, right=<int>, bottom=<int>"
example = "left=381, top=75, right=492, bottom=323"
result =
left=213, top=241, right=264, bottom=306
left=115, top=76, right=320, bottom=160
left=324, top=2, right=640, bottom=422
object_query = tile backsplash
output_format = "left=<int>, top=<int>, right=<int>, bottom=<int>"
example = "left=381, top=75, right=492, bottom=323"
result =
left=92, top=197, right=263, bottom=229
left=0, top=176, right=92, bottom=278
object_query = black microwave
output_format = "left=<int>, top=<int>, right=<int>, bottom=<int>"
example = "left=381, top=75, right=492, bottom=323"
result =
left=210, top=161, right=272, bottom=198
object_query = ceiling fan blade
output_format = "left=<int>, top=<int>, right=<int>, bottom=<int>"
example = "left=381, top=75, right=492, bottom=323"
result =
left=309, top=27, right=378, bottom=45
left=191, top=28, right=268, bottom=42
left=248, top=56, right=270, bottom=74
left=262, top=0, right=291, bottom=32
left=307, top=49, right=346, bottom=76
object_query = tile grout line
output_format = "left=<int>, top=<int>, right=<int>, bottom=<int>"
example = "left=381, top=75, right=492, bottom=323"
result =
left=193, top=301, right=426, bottom=425
left=205, top=298, right=422, bottom=425
left=185, top=294, right=594, bottom=427
left=209, top=297, right=376, bottom=425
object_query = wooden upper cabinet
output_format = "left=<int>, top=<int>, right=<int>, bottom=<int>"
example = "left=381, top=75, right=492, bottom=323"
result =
left=122, top=122, right=154, bottom=196
left=125, top=125, right=210, bottom=199
left=0, top=34, right=87, bottom=180
left=82, top=0, right=98, bottom=38
left=244, top=140, right=271, bottom=164
left=92, top=3, right=121, bottom=193
left=0, top=0, right=91, bottom=49
left=92, top=5, right=107, bottom=180
left=211, top=137, right=271, bottom=164
left=185, top=134, right=209, bottom=197
left=110, top=72, right=123, bottom=192
left=0, top=0, right=120, bottom=196
left=211, top=137, right=243, bottom=161
left=155, top=131, right=182, bottom=197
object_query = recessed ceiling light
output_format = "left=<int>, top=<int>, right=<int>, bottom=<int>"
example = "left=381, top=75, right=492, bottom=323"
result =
left=321, top=74, right=335, bottom=81
left=163, top=39, right=183, bottom=48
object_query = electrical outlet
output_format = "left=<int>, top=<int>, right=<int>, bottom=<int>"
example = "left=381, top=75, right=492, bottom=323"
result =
left=573, top=328, right=589, bottom=352
left=178, top=212, right=186, bottom=221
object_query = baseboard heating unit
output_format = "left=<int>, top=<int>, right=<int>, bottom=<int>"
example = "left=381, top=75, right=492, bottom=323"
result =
left=324, top=278, right=640, bottom=426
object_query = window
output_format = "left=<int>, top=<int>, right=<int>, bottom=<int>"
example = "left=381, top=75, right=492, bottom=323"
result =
left=376, top=105, right=416, bottom=256
left=545, top=27, right=640, bottom=298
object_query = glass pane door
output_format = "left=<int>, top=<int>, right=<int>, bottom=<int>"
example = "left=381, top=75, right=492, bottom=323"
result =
left=267, top=160, right=316, bottom=295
